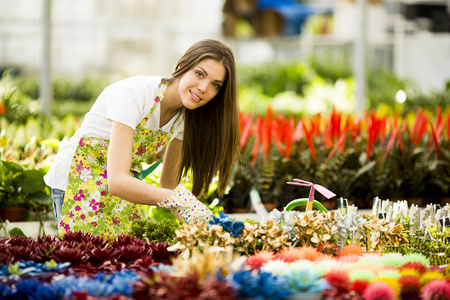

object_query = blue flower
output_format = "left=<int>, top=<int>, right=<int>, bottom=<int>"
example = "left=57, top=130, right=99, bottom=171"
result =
left=229, top=269, right=292, bottom=300
left=34, top=283, right=66, bottom=300
left=284, top=269, right=330, bottom=293
left=209, top=211, right=244, bottom=237
left=0, top=264, right=10, bottom=276
left=0, top=283, right=15, bottom=299
left=52, top=271, right=139, bottom=298
left=150, top=263, right=177, bottom=273
left=15, top=278, right=40, bottom=299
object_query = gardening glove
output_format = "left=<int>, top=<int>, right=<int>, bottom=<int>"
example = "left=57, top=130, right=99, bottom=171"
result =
left=158, top=184, right=213, bottom=224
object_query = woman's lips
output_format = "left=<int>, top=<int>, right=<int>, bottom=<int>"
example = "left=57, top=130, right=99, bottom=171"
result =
left=190, top=90, right=201, bottom=102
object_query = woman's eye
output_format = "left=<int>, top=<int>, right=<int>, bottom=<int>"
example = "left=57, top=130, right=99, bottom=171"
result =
left=213, top=83, right=220, bottom=89
left=196, top=71, right=203, bottom=77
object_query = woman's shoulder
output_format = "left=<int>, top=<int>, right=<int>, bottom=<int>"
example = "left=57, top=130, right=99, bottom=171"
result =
left=107, top=75, right=164, bottom=90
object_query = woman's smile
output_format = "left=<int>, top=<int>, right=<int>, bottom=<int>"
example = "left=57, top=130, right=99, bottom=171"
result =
left=178, top=58, right=226, bottom=110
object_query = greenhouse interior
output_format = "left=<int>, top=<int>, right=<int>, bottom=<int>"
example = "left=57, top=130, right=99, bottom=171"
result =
left=1, top=0, right=450, bottom=299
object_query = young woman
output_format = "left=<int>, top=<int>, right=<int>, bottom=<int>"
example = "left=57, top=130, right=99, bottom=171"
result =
left=44, top=39, right=240, bottom=238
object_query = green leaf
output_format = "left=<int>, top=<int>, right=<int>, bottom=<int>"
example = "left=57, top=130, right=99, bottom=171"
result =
left=22, top=168, right=48, bottom=195
left=8, top=227, right=26, bottom=237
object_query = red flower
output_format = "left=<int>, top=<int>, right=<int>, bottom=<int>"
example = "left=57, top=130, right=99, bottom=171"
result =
left=401, top=261, right=427, bottom=274
left=353, top=280, right=370, bottom=294
left=399, top=275, right=421, bottom=300
left=323, top=269, right=352, bottom=294
left=422, top=279, right=450, bottom=300
left=363, top=282, right=396, bottom=300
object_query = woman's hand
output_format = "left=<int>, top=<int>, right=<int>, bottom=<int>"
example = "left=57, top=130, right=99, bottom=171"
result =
left=158, top=184, right=213, bottom=224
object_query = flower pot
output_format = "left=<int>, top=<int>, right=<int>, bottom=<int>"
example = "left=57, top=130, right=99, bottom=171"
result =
left=288, top=291, right=323, bottom=300
left=407, top=198, right=423, bottom=207
left=263, top=203, right=277, bottom=212
left=0, top=206, right=27, bottom=222
left=232, top=208, right=249, bottom=213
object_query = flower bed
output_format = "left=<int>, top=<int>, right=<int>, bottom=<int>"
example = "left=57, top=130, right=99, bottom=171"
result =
left=1, top=200, right=449, bottom=300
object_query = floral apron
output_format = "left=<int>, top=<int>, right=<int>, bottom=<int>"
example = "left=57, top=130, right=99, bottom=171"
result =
left=59, top=82, right=181, bottom=239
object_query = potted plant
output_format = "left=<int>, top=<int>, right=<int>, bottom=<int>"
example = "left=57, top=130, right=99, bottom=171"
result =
left=0, top=160, right=51, bottom=222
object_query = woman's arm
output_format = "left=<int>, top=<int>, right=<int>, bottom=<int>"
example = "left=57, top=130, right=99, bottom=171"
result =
left=108, top=121, right=211, bottom=223
left=107, top=121, right=172, bottom=205
left=160, top=137, right=182, bottom=189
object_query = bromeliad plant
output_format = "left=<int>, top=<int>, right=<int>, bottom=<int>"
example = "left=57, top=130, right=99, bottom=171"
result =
left=222, top=106, right=450, bottom=210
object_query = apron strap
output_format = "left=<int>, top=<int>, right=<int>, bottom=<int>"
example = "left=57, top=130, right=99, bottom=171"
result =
left=134, top=160, right=163, bottom=180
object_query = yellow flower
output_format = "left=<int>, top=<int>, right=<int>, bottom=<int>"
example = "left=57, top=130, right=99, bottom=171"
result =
left=374, top=277, right=401, bottom=300
left=400, top=268, right=420, bottom=278
left=420, top=271, right=445, bottom=285
left=82, top=182, right=91, bottom=190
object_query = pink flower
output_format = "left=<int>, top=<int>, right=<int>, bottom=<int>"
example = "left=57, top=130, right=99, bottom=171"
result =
left=80, top=214, right=86, bottom=220
left=69, top=212, right=74, bottom=218
left=74, top=189, right=85, bottom=201
left=363, top=282, right=396, bottom=300
left=137, top=145, right=146, bottom=155
left=422, top=279, right=450, bottom=300
left=91, top=222, right=97, bottom=227
left=75, top=206, right=81, bottom=211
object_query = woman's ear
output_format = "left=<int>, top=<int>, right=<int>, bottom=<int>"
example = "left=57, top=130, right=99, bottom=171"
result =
left=176, top=63, right=184, bottom=70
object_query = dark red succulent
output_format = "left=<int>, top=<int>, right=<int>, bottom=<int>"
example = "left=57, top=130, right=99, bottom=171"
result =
left=50, top=244, right=89, bottom=266
left=61, top=230, right=94, bottom=243
left=111, top=234, right=148, bottom=249
left=34, top=241, right=60, bottom=262
left=87, top=244, right=121, bottom=266
left=149, top=242, right=178, bottom=265
left=128, top=256, right=155, bottom=271
left=3, top=245, right=39, bottom=263
left=116, top=244, right=151, bottom=264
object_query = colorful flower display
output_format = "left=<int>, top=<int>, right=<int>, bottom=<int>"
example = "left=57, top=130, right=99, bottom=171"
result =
left=1, top=203, right=450, bottom=299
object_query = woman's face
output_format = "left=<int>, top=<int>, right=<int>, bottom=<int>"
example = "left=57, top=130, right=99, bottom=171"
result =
left=178, top=58, right=226, bottom=110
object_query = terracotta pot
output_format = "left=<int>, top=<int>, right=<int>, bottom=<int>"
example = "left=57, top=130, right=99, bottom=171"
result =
left=232, top=208, right=249, bottom=213
left=321, top=200, right=336, bottom=210
left=407, top=198, right=423, bottom=207
left=439, top=197, right=450, bottom=206
left=263, top=203, right=277, bottom=212
left=0, top=206, right=27, bottom=222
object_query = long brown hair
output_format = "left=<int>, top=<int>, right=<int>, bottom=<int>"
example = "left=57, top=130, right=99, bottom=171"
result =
left=167, top=39, right=239, bottom=197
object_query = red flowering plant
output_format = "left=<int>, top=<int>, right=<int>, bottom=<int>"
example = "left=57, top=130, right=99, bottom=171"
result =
left=231, top=106, right=450, bottom=211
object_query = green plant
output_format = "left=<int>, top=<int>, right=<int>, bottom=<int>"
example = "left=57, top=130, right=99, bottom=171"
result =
left=0, top=71, right=40, bottom=124
left=0, top=160, right=51, bottom=211
left=130, top=218, right=180, bottom=244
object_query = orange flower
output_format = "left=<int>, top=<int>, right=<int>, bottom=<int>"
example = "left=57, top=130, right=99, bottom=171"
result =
left=340, top=244, right=365, bottom=257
